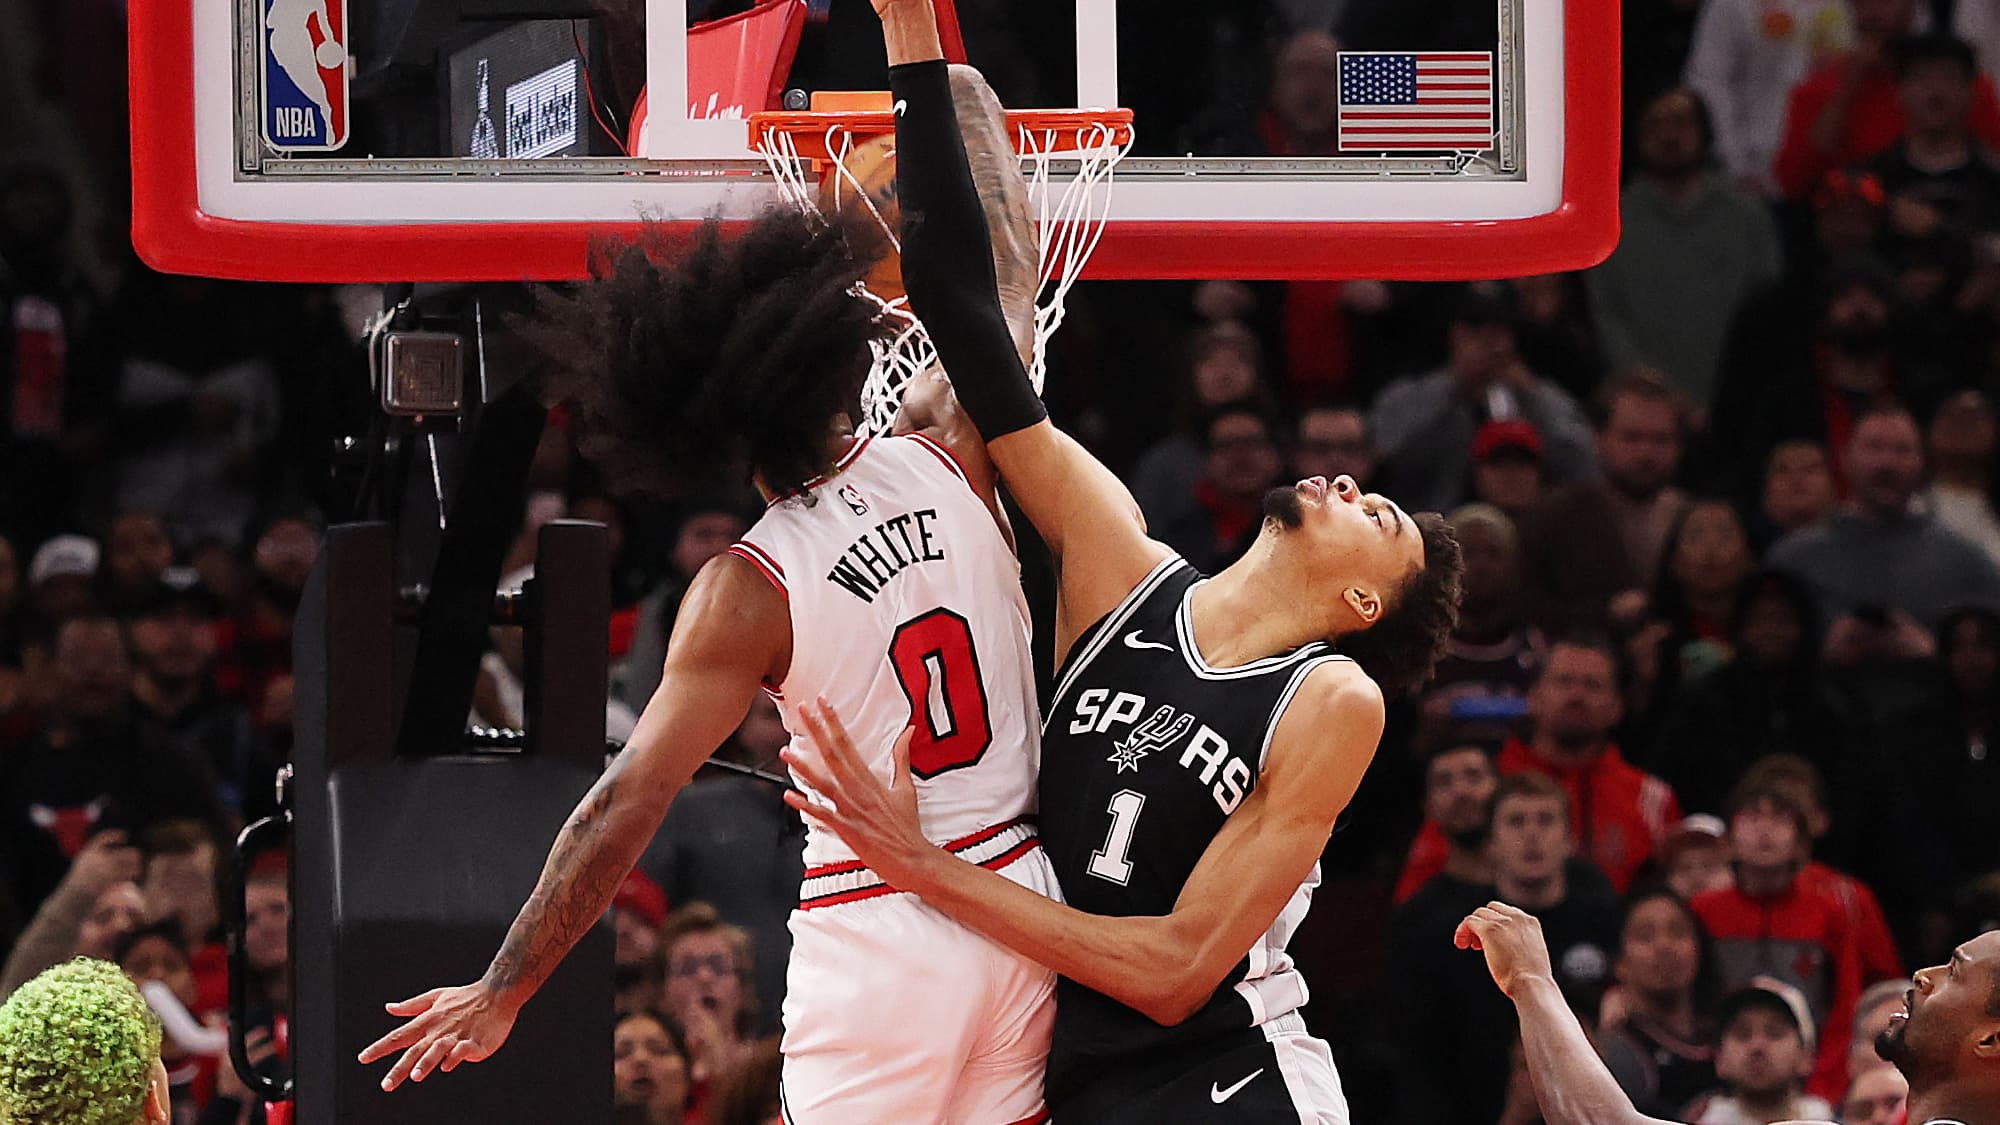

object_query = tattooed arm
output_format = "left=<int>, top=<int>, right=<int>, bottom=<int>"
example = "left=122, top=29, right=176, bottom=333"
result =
left=359, top=552, right=789, bottom=1090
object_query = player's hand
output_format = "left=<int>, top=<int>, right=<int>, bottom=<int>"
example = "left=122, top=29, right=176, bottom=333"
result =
left=1454, top=902, right=1556, bottom=999
left=357, top=982, right=521, bottom=1091
left=782, top=701, right=938, bottom=888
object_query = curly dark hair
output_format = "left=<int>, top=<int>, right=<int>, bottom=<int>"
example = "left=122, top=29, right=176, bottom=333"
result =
left=522, top=208, right=889, bottom=500
left=1339, top=511, right=1463, bottom=696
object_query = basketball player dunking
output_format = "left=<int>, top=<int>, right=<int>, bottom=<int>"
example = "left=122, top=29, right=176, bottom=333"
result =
left=360, top=76, right=1069, bottom=1124
left=783, top=2, right=1464, bottom=1121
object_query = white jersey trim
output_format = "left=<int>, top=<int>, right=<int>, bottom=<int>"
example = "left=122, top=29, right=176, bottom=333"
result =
left=1047, top=554, right=1186, bottom=713
left=1174, top=580, right=1334, bottom=681
left=1258, top=655, right=1353, bottom=771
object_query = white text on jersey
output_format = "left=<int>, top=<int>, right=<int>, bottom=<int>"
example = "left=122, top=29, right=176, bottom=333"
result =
left=1068, top=688, right=1252, bottom=814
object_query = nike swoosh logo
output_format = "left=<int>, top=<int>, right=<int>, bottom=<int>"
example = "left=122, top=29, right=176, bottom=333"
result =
left=893, top=99, right=909, bottom=118
left=1122, top=631, right=1173, bottom=652
left=1210, top=1068, right=1263, bottom=1104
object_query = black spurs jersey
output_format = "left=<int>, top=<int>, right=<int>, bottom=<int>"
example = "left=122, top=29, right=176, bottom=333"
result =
left=1038, top=555, right=1350, bottom=1105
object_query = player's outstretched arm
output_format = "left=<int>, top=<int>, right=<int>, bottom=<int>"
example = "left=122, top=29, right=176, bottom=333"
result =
left=785, top=662, right=1381, bottom=1026
left=358, top=554, right=784, bottom=1090
left=878, top=0, right=1167, bottom=651
left=1455, top=905, right=1681, bottom=1125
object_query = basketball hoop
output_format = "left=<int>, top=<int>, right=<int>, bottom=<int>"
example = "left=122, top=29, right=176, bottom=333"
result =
left=750, top=108, right=1134, bottom=436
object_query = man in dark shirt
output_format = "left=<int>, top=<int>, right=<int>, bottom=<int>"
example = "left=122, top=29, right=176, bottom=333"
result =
left=2, top=614, right=226, bottom=913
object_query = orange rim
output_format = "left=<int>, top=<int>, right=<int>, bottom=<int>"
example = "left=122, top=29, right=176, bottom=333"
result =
left=749, top=108, right=1134, bottom=165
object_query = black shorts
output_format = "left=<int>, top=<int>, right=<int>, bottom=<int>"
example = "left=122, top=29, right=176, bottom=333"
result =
left=1049, top=1022, right=1349, bottom=1124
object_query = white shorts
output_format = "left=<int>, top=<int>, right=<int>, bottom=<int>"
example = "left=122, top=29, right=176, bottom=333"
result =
left=779, top=823, right=1058, bottom=1125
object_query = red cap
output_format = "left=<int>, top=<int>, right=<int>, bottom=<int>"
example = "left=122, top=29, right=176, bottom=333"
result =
left=612, top=870, right=669, bottom=930
left=1471, top=418, right=1544, bottom=461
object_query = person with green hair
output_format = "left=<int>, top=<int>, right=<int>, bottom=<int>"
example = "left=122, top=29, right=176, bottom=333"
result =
left=0, top=958, right=170, bottom=1125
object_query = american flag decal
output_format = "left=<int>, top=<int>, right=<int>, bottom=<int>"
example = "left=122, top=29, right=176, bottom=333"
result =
left=1337, top=52, right=1495, bottom=152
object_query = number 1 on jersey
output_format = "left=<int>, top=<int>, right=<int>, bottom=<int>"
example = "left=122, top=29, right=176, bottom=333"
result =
left=1088, top=789, right=1146, bottom=885
left=889, top=609, right=993, bottom=777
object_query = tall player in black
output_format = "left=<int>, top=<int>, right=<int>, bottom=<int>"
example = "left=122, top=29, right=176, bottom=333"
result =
left=782, top=1, right=1465, bottom=1119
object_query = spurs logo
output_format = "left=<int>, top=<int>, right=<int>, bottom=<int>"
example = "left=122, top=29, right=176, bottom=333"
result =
left=1107, top=704, right=1193, bottom=774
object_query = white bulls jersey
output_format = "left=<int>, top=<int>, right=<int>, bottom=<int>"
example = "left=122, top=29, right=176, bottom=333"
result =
left=728, top=434, right=1041, bottom=871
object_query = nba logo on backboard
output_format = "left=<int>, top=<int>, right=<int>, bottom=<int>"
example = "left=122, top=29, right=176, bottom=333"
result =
left=261, top=0, right=349, bottom=150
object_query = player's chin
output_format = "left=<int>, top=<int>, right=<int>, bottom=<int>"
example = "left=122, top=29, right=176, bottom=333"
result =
left=1261, top=485, right=1306, bottom=530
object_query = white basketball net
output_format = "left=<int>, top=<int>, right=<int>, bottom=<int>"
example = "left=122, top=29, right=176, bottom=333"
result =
left=755, top=118, right=1132, bottom=436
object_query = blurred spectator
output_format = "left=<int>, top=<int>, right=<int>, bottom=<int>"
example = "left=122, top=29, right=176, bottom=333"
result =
left=1712, top=264, right=1906, bottom=499
left=1840, top=1062, right=1909, bottom=1125
left=1660, top=815, right=1736, bottom=903
left=617, top=954, right=666, bottom=1020
left=1691, top=783, right=1864, bottom=1097
left=0, top=163, right=114, bottom=549
left=1487, top=771, right=1622, bottom=1007
left=1911, top=606, right=2000, bottom=878
left=1500, top=635, right=1684, bottom=892
left=613, top=868, right=670, bottom=980
left=1129, top=322, right=1270, bottom=535
left=1468, top=420, right=1547, bottom=524
left=26, top=533, right=99, bottom=622
left=615, top=502, right=750, bottom=712
left=1769, top=403, right=2000, bottom=629
left=1756, top=440, right=1839, bottom=546
left=1846, top=976, right=1910, bottom=1080
left=1865, top=34, right=2000, bottom=252
left=1738, top=755, right=1903, bottom=981
left=102, top=510, right=176, bottom=614
left=118, top=920, right=219, bottom=1121
left=127, top=570, right=254, bottom=814
left=1393, top=741, right=1500, bottom=907
left=0, top=533, right=20, bottom=658
left=1, top=613, right=224, bottom=913
left=1958, top=1, right=2000, bottom=88
left=1626, top=499, right=1757, bottom=725
left=659, top=902, right=756, bottom=1110
left=140, top=818, right=225, bottom=1013
left=612, top=1009, right=694, bottom=1125
left=641, top=699, right=800, bottom=1036
left=1684, top=978, right=1835, bottom=1123
left=213, top=515, right=317, bottom=722
left=1154, top=402, right=1285, bottom=573
left=1923, top=388, right=2000, bottom=564
left=1682, top=0, right=1851, bottom=191
left=1416, top=504, right=1541, bottom=747
left=1588, top=89, right=1782, bottom=408
left=1506, top=274, right=1607, bottom=404
left=1599, top=889, right=1719, bottom=1119
left=1773, top=4, right=2000, bottom=200
left=709, top=1036, right=782, bottom=1125
left=1371, top=287, right=1596, bottom=513
left=1522, top=375, right=1690, bottom=634
left=0, top=827, right=141, bottom=996
left=243, top=862, right=288, bottom=1013
left=1288, top=404, right=1376, bottom=490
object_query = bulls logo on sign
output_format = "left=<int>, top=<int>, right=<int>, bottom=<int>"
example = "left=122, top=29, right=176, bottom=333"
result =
left=261, top=0, right=350, bottom=150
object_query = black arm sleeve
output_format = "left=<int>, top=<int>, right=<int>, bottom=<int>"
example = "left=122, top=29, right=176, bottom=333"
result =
left=888, top=60, right=1049, bottom=440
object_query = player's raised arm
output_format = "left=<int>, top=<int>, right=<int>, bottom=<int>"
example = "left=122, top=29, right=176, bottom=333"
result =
left=784, top=660, right=1381, bottom=1026
left=358, top=554, right=784, bottom=1089
left=876, top=0, right=1167, bottom=645
left=1455, top=905, right=1683, bottom=1125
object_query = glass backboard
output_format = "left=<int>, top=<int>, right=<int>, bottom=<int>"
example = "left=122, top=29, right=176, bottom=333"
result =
left=129, top=0, right=1619, bottom=281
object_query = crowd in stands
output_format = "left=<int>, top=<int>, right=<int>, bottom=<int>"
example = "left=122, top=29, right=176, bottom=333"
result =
left=7, top=0, right=2000, bottom=1121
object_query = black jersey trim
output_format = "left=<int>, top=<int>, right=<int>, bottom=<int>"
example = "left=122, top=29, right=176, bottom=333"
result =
left=1048, top=554, right=1188, bottom=713
left=1172, top=580, right=1334, bottom=681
